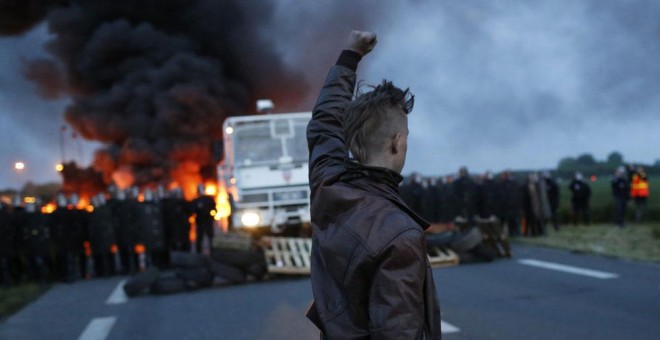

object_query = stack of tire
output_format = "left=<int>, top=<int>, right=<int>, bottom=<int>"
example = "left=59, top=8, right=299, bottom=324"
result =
left=123, top=249, right=268, bottom=297
left=426, top=227, right=497, bottom=264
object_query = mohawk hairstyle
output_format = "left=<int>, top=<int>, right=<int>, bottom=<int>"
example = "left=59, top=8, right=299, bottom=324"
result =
left=344, top=80, right=414, bottom=163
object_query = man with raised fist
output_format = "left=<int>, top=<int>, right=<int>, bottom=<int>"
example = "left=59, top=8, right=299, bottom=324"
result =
left=306, top=30, right=441, bottom=339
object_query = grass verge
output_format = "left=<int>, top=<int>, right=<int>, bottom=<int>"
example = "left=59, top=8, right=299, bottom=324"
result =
left=0, top=282, right=49, bottom=321
left=513, top=223, right=660, bottom=263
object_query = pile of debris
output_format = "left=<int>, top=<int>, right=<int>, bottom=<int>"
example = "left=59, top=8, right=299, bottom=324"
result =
left=426, top=216, right=512, bottom=264
left=123, top=247, right=267, bottom=296
left=123, top=219, right=509, bottom=296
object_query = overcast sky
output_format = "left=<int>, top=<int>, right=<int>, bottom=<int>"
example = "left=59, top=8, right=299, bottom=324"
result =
left=1, top=0, right=659, bottom=190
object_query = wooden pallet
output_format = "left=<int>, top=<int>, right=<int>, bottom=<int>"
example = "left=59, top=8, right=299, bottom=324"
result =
left=265, top=237, right=459, bottom=275
left=264, top=237, right=312, bottom=275
left=427, top=246, right=460, bottom=268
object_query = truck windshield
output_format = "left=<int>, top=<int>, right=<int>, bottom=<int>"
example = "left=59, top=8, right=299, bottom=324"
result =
left=233, top=117, right=308, bottom=166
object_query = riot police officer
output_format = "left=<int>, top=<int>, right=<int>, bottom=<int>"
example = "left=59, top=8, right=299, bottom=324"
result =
left=162, top=188, right=192, bottom=252
left=569, top=172, right=591, bottom=226
left=108, top=188, right=139, bottom=274
left=49, top=193, right=82, bottom=282
left=88, top=193, right=117, bottom=277
left=19, top=200, right=51, bottom=283
left=191, top=185, right=216, bottom=254
left=497, top=171, right=522, bottom=237
left=478, top=171, right=499, bottom=219
left=453, top=166, right=479, bottom=222
left=136, top=188, right=167, bottom=268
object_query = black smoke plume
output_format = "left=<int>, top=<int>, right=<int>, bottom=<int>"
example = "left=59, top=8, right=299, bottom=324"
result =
left=10, top=0, right=310, bottom=195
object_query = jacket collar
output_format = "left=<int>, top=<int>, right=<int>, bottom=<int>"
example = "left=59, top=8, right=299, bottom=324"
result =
left=339, top=159, right=403, bottom=189
left=339, top=159, right=430, bottom=230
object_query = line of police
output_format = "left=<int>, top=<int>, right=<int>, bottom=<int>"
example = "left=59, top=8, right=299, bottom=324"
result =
left=0, top=185, right=216, bottom=287
left=399, top=165, right=650, bottom=238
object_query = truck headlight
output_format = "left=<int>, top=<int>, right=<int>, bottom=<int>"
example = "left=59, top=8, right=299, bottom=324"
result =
left=240, top=212, right=261, bottom=227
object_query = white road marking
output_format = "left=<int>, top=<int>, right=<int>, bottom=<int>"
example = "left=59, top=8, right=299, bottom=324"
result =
left=441, top=320, right=460, bottom=333
left=105, top=279, right=128, bottom=305
left=78, top=316, right=117, bottom=340
left=518, top=258, right=619, bottom=279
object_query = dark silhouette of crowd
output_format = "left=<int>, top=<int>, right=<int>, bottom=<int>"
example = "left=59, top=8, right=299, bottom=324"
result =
left=0, top=185, right=216, bottom=287
left=400, top=166, right=563, bottom=238
left=401, top=164, right=651, bottom=240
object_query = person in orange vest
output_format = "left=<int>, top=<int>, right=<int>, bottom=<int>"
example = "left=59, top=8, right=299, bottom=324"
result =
left=630, top=166, right=650, bottom=223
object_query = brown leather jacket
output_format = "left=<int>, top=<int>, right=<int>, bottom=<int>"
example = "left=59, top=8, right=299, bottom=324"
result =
left=306, top=53, right=441, bottom=339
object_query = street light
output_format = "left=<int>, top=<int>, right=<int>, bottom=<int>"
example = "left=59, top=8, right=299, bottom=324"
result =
left=14, top=161, right=25, bottom=197
left=56, top=163, right=64, bottom=172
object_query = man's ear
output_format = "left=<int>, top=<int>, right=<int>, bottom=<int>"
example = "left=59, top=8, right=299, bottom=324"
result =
left=391, top=133, right=402, bottom=154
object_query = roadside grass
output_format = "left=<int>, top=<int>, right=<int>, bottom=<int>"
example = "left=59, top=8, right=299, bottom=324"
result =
left=0, top=283, right=49, bottom=321
left=513, top=223, right=660, bottom=263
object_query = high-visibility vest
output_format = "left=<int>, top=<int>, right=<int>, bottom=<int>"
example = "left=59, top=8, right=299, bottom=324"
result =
left=630, top=174, right=649, bottom=198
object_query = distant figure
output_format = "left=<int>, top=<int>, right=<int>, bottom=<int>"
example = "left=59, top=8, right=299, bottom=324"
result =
left=477, top=171, right=499, bottom=219
left=136, top=189, right=167, bottom=268
left=162, top=188, right=192, bottom=252
left=569, top=172, right=591, bottom=226
left=498, top=171, right=522, bottom=237
left=630, top=166, right=650, bottom=223
left=421, top=177, right=440, bottom=223
left=192, top=185, right=216, bottom=254
left=88, top=194, right=117, bottom=276
left=611, top=166, right=630, bottom=228
left=49, top=193, right=82, bottom=282
left=400, top=172, right=424, bottom=216
left=543, top=172, right=560, bottom=231
left=523, top=172, right=550, bottom=236
left=438, top=175, right=455, bottom=224
left=453, top=166, right=479, bottom=221
left=20, top=201, right=51, bottom=283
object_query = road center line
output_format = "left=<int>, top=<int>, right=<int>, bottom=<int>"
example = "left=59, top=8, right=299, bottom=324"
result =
left=106, top=279, right=128, bottom=305
left=441, top=320, right=460, bottom=333
left=518, top=258, right=619, bottom=279
left=78, top=316, right=117, bottom=340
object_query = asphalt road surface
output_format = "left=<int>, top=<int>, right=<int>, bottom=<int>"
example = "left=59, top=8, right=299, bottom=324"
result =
left=1, top=244, right=659, bottom=340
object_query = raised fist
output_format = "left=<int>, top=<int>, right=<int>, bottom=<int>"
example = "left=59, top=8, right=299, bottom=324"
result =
left=346, top=30, right=377, bottom=56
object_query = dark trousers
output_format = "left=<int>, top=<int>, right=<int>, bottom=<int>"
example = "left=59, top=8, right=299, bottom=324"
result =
left=502, top=214, right=520, bottom=237
left=634, top=197, right=647, bottom=223
left=572, top=201, right=590, bottom=225
left=196, top=224, right=213, bottom=254
left=0, top=256, right=14, bottom=286
left=58, top=251, right=79, bottom=282
left=615, top=197, right=628, bottom=227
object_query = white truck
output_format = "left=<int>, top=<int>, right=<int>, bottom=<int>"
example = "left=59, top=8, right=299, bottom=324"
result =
left=218, top=109, right=312, bottom=235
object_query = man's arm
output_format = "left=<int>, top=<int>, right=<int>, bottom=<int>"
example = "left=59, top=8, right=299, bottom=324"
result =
left=307, top=31, right=377, bottom=194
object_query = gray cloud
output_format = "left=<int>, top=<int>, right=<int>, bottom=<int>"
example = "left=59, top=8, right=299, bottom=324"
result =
left=1, top=0, right=659, bottom=190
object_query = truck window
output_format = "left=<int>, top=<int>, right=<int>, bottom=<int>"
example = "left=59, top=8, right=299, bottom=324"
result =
left=234, top=117, right=309, bottom=166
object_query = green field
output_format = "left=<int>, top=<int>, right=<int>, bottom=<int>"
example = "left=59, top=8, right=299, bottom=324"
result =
left=556, top=175, right=660, bottom=223
left=515, top=223, right=660, bottom=263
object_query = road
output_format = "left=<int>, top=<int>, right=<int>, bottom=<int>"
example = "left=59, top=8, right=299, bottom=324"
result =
left=1, top=244, right=659, bottom=340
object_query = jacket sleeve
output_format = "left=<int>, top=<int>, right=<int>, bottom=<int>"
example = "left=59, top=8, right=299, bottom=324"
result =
left=307, top=52, right=360, bottom=196
left=369, top=229, right=428, bottom=339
